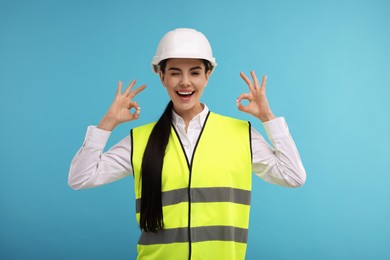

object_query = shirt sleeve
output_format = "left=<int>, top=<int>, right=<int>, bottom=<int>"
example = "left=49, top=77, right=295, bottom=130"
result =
left=251, top=117, right=306, bottom=187
left=68, top=126, right=133, bottom=190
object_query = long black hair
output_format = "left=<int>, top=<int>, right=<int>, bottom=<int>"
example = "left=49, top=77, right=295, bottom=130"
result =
left=139, top=100, right=172, bottom=232
left=139, top=59, right=211, bottom=232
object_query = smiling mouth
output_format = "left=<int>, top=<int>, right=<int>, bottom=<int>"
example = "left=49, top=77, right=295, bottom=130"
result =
left=177, top=91, right=194, bottom=97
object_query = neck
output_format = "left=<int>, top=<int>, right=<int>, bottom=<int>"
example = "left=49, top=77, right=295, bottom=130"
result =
left=174, top=103, right=204, bottom=130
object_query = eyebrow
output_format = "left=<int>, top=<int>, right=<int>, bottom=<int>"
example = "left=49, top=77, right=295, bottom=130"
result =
left=167, top=66, right=203, bottom=71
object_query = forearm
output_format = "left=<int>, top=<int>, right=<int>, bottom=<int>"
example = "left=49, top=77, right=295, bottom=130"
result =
left=68, top=126, right=132, bottom=190
left=252, top=118, right=306, bottom=187
left=97, top=115, right=118, bottom=131
left=257, top=112, right=275, bottom=123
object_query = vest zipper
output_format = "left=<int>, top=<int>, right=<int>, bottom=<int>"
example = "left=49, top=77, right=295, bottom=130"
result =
left=171, top=111, right=211, bottom=260
left=187, top=168, right=193, bottom=260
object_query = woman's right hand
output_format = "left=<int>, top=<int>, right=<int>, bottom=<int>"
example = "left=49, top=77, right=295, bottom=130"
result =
left=98, top=80, right=146, bottom=131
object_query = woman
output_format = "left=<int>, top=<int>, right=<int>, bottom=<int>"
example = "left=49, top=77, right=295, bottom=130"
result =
left=69, top=28, right=306, bottom=259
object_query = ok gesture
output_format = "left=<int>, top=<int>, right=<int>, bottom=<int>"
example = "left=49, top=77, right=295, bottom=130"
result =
left=98, top=80, right=146, bottom=131
left=237, top=71, right=275, bottom=122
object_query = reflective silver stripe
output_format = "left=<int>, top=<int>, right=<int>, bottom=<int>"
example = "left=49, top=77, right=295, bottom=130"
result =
left=138, top=226, right=248, bottom=245
left=192, top=226, right=248, bottom=243
left=136, top=187, right=251, bottom=213
left=192, top=187, right=251, bottom=205
left=136, top=188, right=188, bottom=213
left=138, top=227, right=188, bottom=245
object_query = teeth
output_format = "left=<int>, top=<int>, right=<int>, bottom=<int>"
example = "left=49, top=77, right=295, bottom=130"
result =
left=178, top=91, right=193, bottom=95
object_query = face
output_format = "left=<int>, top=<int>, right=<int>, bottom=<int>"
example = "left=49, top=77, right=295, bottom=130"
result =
left=160, top=58, right=210, bottom=119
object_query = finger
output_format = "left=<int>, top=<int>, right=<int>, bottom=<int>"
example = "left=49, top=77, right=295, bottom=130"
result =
left=240, top=72, right=255, bottom=92
left=237, top=103, right=251, bottom=113
left=240, top=72, right=252, bottom=85
left=236, top=98, right=251, bottom=113
left=236, top=93, right=252, bottom=110
left=236, top=93, right=251, bottom=104
left=124, top=80, right=136, bottom=96
left=251, top=70, right=260, bottom=88
left=129, top=101, right=141, bottom=118
left=129, top=84, right=146, bottom=98
left=129, top=101, right=140, bottom=112
left=261, top=75, right=267, bottom=90
left=116, top=81, right=123, bottom=96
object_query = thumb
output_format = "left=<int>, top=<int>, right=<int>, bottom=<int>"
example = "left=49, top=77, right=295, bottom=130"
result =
left=236, top=94, right=251, bottom=113
left=237, top=102, right=251, bottom=113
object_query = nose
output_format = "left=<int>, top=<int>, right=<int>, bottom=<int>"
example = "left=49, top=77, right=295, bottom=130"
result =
left=180, top=73, right=190, bottom=87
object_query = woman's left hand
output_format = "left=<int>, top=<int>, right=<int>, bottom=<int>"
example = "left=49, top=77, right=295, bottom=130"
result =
left=237, top=70, right=276, bottom=122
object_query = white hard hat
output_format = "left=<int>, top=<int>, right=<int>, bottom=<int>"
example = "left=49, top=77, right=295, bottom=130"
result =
left=151, top=28, right=217, bottom=74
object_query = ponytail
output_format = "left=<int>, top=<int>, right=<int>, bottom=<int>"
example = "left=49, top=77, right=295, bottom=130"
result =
left=139, top=101, right=173, bottom=232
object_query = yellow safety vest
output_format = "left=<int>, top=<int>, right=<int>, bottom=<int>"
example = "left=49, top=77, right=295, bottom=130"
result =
left=131, top=112, right=252, bottom=260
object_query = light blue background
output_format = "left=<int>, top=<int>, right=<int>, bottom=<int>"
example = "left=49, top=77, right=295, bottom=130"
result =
left=1, top=0, right=389, bottom=259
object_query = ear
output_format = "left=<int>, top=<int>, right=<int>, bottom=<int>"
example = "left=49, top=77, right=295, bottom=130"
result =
left=205, top=70, right=211, bottom=82
left=159, top=71, right=166, bottom=87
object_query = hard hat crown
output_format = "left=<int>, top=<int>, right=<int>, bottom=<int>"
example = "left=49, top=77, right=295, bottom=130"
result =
left=152, top=28, right=217, bottom=74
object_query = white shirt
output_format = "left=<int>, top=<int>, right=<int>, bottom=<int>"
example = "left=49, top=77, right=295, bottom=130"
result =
left=68, top=105, right=306, bottom=190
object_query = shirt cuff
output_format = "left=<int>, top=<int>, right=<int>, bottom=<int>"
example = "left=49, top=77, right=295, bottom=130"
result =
left=262, top=117, right=290, bottom=141
left=83, top=126, right=112, bottom=149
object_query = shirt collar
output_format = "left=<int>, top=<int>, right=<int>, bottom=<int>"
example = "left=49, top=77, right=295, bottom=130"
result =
left=172, top=104, right=209, bottom=129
